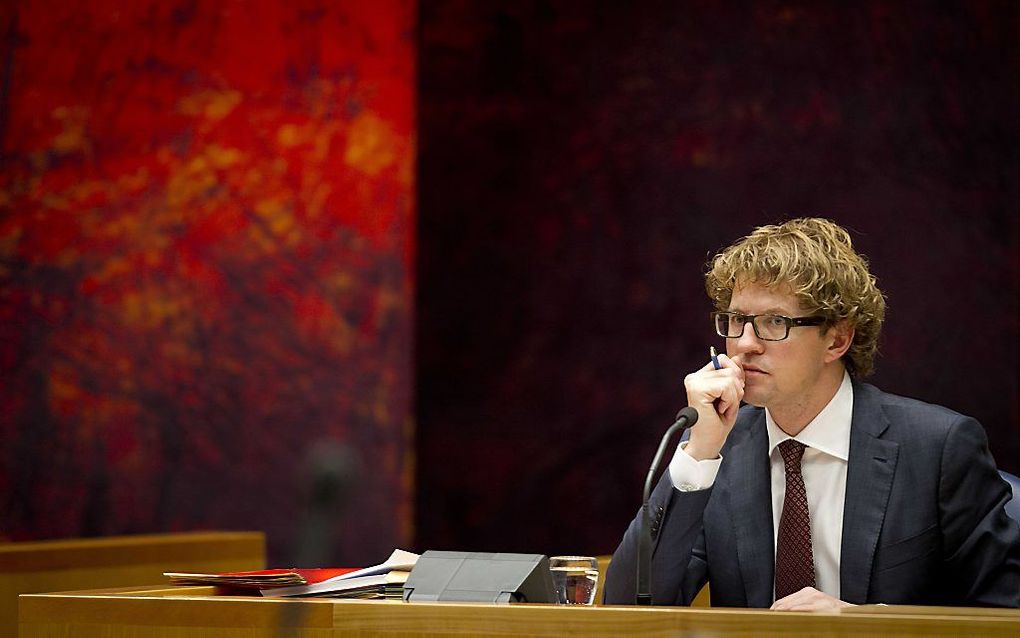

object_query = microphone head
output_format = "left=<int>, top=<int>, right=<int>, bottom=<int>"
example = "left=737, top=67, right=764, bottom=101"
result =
left=674, top=406, right=699, bottom=426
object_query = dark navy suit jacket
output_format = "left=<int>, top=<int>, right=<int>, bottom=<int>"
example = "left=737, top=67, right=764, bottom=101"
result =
left=603, top=381, right=1020, bottom=607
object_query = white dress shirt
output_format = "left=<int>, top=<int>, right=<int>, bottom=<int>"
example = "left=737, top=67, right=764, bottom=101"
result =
left=669, top=371, right=853, bottom=601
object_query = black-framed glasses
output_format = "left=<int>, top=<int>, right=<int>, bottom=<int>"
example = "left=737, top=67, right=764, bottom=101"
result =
left=711, top=311, right=826, bottom=342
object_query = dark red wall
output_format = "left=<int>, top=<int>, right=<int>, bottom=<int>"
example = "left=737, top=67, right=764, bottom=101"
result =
left=3, top=1, right=1015, bottom=567
left=417, top=2, right=1019, bottom=556
left=1, top=1, right=416, bottom=566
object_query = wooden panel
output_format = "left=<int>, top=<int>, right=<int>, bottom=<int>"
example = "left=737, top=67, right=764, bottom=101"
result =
left=2, top=532, right=264, bottom=637
left=595, top=555, right=610, bottom=605
left=19, top=586, right=1020, bottom=638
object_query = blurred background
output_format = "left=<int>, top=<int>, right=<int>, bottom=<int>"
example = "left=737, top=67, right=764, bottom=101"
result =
left=2, top=1, right=1017, bottom=566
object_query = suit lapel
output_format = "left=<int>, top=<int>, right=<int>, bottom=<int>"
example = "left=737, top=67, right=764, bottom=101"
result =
left=840, top=382, right=899, bottom=603
left=723, top=410, right=775, bottom=607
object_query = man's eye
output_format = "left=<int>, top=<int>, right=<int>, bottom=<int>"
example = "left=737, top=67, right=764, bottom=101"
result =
left=767, top=315, right=786, bottom=327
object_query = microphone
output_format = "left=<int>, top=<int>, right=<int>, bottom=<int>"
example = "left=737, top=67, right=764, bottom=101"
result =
left=636, top=406, right=698, bottom=605
left=292, top=439, right=361, bottom=567
left=281, top=440, right=361, bottom=638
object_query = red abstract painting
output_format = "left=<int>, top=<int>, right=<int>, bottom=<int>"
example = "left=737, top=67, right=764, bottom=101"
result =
left=0, top=1, right=415, bottom=565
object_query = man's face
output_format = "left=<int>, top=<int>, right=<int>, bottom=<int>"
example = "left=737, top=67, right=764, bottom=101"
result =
left=724, top=282, right=838, bottom=417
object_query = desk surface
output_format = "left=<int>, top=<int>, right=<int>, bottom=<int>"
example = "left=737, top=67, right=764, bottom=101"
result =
left=20, top=585, right=1020, bottom=637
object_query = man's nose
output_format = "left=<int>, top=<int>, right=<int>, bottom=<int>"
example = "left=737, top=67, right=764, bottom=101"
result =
left=732, top=322, right=766, bottom=355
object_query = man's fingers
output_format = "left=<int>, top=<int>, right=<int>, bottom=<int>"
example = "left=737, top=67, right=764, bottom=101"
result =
left=684, top=359, right=746, bottom=451
left=771, top=588, right=851, bottom=612
left=714, top=375, right=744, bottom=421
left=721, top=400, right=740, bottom=423
left=686, top=371, right=742, bottom=409
left=716, top=353, right=746, bottom=383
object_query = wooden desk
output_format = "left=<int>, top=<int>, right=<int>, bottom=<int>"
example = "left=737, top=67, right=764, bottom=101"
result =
left=20, top=585, right=1020, bottom=637
left=2, top=531, right=264, bottom=637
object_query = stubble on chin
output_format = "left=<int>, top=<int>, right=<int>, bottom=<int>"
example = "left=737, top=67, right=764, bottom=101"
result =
left=741, top=383, right=769, bottom=408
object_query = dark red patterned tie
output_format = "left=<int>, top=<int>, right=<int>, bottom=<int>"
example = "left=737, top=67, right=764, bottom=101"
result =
left=775, top=439, right=815, bottom=600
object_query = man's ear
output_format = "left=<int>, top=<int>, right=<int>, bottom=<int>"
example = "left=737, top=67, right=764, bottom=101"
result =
left=824, top=321, right=854, bottom=364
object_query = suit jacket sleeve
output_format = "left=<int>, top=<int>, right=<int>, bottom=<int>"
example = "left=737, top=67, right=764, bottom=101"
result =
left=602, top=471, right=712, bottom=605
left=938, top=416, right=1020, bottom=606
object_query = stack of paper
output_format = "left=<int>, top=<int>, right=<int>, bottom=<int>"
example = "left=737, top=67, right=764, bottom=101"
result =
left=287, top=570, right=410, bottom=600
left=164, top=567, right=357, bottom=590
left=266, top=549, right=419, bottom=599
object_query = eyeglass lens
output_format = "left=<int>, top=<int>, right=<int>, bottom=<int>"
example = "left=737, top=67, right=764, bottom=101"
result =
left=715, top=313, right=788, bottom=341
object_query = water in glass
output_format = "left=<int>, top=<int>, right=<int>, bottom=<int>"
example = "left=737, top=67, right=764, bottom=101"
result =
left=549, top=556, right=599, bottom=605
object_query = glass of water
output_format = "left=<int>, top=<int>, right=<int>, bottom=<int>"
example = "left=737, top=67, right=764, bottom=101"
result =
left=549, top=556, right=599, bottom=605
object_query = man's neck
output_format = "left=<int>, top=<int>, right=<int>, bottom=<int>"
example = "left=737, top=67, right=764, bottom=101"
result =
left=770, top=366, right=847, bottom=437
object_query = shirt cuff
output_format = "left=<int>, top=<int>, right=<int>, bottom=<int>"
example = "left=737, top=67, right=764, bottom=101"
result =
left=668, top=441, right=722, bottom=492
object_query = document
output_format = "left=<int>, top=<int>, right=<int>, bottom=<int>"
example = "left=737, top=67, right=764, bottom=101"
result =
left=261, top=549, right=420, bottom=598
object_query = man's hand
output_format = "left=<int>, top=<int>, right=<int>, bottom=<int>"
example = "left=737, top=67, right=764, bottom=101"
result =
left=682, top=354, right=744, bottom=461
left=770, top=587, right=854, bottom=611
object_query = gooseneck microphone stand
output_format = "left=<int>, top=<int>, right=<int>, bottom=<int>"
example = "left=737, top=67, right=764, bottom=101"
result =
left=636, top=406, right=699, bottom=605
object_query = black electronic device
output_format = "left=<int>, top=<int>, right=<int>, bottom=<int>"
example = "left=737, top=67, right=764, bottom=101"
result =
left=402, top=550, right=556, bottom=604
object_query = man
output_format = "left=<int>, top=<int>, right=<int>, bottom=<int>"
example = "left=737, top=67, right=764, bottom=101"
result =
left=603, top=218, right=1020, bottom=609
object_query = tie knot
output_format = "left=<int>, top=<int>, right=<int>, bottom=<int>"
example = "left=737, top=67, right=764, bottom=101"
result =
left=778, top=439, right=807, bottom=471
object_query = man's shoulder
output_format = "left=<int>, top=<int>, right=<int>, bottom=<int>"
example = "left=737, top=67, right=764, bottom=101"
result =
left=853, top=380, right=978, bottom=436
left=855, top=380, right=968, bottom=418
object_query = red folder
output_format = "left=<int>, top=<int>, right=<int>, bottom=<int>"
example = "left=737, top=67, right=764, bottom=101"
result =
left=164, top=567, right=359, bottom=590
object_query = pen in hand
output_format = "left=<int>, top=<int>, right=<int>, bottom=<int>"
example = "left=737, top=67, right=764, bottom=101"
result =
left=709, top=346, right=724, bottom=414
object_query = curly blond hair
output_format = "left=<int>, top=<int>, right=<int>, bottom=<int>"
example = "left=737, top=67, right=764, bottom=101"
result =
left=705, top=218, right=886, bottom=377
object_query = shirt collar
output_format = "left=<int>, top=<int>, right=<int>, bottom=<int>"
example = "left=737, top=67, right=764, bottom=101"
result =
left=766, top=371, right=853, bottom=461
